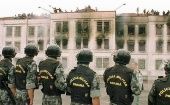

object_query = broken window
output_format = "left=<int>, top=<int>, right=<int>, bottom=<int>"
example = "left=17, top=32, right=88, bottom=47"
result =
left=56, top=38, right=68, bottom=49
left=156, top=39, right=163, bottom=53
left=96, top=38, right=109, bottom=49
left=138, top=59, right=145, bottom=70
left=55, top=21, right=68, bottom=33
left=62, top=22, right=68, bottom=33
left=15, top=26, right=21, bottom=37
left=76, top=37, right=88, bottom=49
left=76, top=21, right=89, bottom=35
left=6, top=26, right=12, bottom=37
left=127, top=40, right=135, bottom=52
left=138, top=24, right=146, bottom=36
left=28, top=26, right=35, bottom=37
left=116, top=39, right=124, bottom=50
left=128, top=25, right=135, bottom=35
left=156, top=24, right=163, bottom=35
left=139, top=40, right=146, bottom=52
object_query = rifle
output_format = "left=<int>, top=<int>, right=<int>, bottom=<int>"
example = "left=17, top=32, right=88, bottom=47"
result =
left=2, top=81, right=16, bottom=105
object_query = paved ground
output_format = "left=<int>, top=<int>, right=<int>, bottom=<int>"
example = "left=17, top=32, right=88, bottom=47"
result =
left=34, top=78, right=154, bottom=105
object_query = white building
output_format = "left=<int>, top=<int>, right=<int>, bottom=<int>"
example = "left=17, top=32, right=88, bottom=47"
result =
left=0, top=7, right=169, bottom=78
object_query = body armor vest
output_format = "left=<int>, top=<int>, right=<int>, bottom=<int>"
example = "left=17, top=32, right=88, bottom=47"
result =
left=104, top=65, right=133, bottom=105
left=154, top=76, right=170, bottom=105
left=15, top=57, right=34, bottom=90
left=0, top=59, right=12, bottom=89
left=39, top=59, right=63, bottom=96
left=67, top=65, right=95, bottom=104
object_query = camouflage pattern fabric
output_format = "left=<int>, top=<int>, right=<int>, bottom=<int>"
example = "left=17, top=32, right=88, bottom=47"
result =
left=41, top=57, right=66, bottom=105
left=42, top=95, right=62, bottom=105
left=15, top=60, right=37, bottom=105
left=15, top=89, right=28, bottom=105
left=54, top=61, right=66, bottom=91
left=0, top=90, right=13, bottom=105
left=0, top=59, right=15, bottom=105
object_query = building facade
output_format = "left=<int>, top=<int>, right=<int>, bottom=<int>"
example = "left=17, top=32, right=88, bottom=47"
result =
left=0, top=9, right=170, bottom=77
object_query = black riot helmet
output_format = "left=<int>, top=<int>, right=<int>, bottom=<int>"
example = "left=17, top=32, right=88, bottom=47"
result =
left=113, top=49, right=131, bottom=65
left=164, top=62, right=170, bottom=74
left=76, top=49, right=93, bottom=64
left=24, top=44, right=39, bottom=57
left=45, top=44, right=61, bottom=58
left=2, top=46, right=16, bottom=58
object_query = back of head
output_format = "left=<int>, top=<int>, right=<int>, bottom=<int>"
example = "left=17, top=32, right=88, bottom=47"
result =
left=24, top=44, right=38, bottom=57
left=76, top=49, right=93, bottom=64
left=2, top=46, right=16, bottom=58
left=113, top=49, right=131, bottom=65
left=164, top=62, right=170, bottom=74
left=45, top=44, right=61, bottom=58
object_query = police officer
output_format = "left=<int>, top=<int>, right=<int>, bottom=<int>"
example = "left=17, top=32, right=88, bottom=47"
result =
left=66, top=49, right=100, bottom=105
left=15, top=44, right=39, bottom=105
left=0, top=46, right=16, bottom=105
left=39, top=44, right=66, bottom=105
left=103, top=49, right=141, bottom=105
left=148, top=61, right=170, bottom=105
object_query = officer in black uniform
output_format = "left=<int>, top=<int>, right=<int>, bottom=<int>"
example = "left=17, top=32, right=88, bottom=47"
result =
left=103, top=49, right=141, bottom=105
left=148, top=61, right=170, bottom=105
left=39, top=44, right=66, bottom=105
left=15, top=44, right=39, bottom=105
left=0, top=46, right=16, bottom=105
left=66, top=49, right=100, bottom=105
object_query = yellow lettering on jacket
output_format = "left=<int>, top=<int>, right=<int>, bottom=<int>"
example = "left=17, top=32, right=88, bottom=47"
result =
left=70, top=76, right=90, bottom=87
left=159, top=87, right=170, bottom=97
left=107, top=75, right=127, bottom=87
left=15, top=65, right=25, bottom=74
left=73, top=83, right=85, bottom=87
left=39, top=70, right=54, bottom=80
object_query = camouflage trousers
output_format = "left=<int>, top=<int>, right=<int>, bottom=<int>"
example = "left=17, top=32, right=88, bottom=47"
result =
left=0, top=89, right=13, bottom=105
left=42, top=94, right=62, bottom=105
left=15, top=89, right=29, bottom=105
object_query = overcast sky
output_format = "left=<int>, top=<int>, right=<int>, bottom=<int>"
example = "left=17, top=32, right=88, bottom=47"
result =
left=0, top=0, right=169, bottom=17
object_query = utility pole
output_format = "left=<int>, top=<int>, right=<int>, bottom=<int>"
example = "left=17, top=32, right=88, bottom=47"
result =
left=38, top=6, right=53, bottom=14
left=115, top=3, right=126, bottom=11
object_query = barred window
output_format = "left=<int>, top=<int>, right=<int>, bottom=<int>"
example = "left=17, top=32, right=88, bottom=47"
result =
left=138, top=24, right=146, bottom=36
